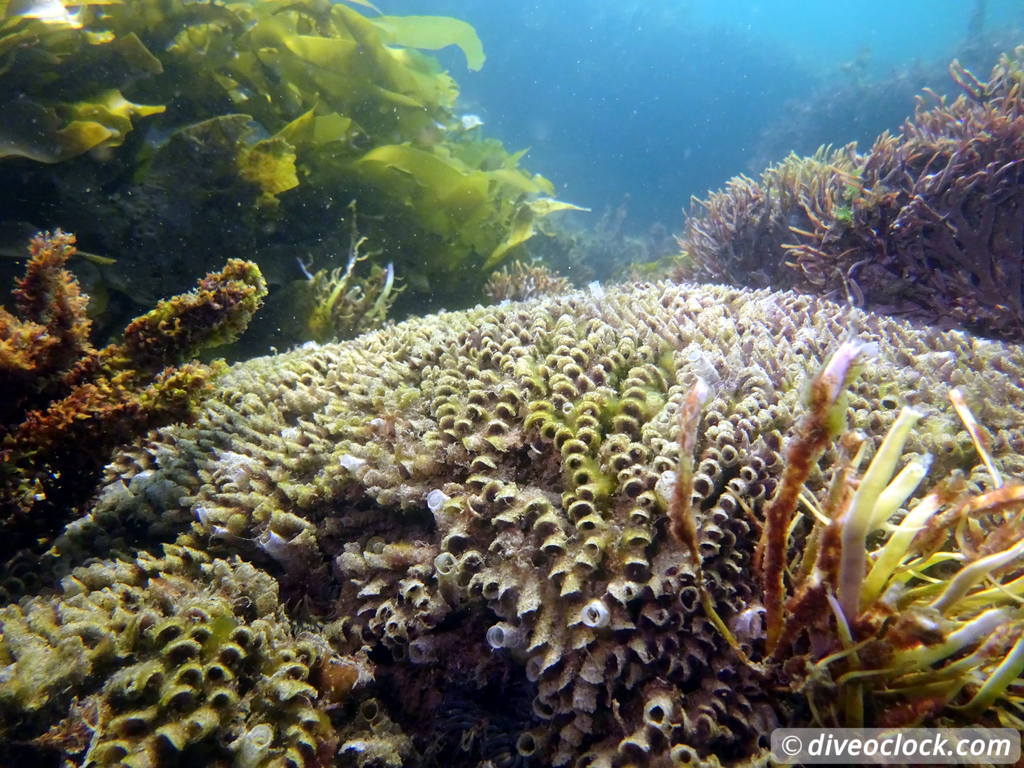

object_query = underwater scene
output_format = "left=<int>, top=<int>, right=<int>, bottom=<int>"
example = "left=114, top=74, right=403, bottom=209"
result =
left=2, top=0, right=1024, bottom=765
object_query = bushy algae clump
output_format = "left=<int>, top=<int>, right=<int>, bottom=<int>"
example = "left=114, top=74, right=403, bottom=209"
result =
left=749, top=341, right=1024, bottom=729
left=2, top=281, right=1023, bottom=766
left=0, top=230, right=266, bottom=561
left=244, top=203, right=401, bottom=351
left=483, top=260, right=572, bottom=303
left=303, top=205, right=399, bottom=344
left=673, top=48, right=1024, bottom=341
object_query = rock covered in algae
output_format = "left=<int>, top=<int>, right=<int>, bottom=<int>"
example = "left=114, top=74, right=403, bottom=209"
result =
left=0, top=542, right=390, bottom=767
left=7, top=281, right=1024, bottom=767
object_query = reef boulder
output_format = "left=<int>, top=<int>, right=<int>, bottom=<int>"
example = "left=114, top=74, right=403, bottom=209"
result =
left=5, top=281, right=1024, bottom=767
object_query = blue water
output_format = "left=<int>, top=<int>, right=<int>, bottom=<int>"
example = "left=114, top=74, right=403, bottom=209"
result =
left=386, top=0, right=1023, bottom=231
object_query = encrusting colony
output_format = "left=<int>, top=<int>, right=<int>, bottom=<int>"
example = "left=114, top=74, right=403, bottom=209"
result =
left=3, top=282, right=1024, bottom=767
left=0, top=545, right=373, bottom=767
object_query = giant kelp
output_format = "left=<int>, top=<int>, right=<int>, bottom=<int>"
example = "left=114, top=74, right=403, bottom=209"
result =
left=4, top=281, right=1024, bottom=766
left=0, top=0, right=568, bottom=326
left=673, top=48, right=1024, bottom=342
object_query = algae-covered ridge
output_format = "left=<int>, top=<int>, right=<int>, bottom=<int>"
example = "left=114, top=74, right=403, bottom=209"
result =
left=0, top=0, right=579, bottom=316
left=3, top=281, right=1024, bottom=766
left=0, top=231, right=268, bottom=562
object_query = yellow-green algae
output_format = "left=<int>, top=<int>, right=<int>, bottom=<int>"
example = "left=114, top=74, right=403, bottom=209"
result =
left=0, top=0, right=571, bottom=317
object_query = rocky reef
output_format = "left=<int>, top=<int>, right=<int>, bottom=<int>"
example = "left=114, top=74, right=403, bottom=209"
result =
left=2, top=281, right=1024, bottom=766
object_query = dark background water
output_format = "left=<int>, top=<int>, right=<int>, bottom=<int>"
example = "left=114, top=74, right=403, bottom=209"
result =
left=382, top=0, right=1023, bottom=233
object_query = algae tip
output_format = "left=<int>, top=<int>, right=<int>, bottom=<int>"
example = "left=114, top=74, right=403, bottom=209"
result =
left=368, top=262, right=395, bottom=320
left=0, top=246, right=115, bottom=266
left=5, top=0, right=85, bottom=26
left=4, top=0, right=121, bottom=27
